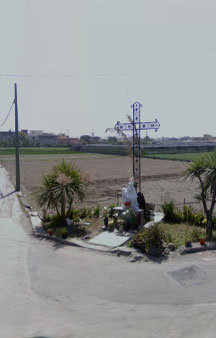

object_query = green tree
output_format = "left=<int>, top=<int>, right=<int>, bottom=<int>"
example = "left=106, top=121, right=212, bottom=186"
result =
left=36, top=160, right=88, bottom=225
left=107, top=136, right=118, bottom=144
left=80, top=135, right=91, bottom=144
left=183, top=150, right=216, bottom=236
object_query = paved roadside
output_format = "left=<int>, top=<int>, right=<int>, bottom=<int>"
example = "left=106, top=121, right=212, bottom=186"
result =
left=3, top=165, right=216, bottom=338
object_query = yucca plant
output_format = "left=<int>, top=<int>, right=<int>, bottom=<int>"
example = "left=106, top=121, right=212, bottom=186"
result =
left=183, top=150, right=216, bottom=236
left=36, top=160, right=88, bottom=226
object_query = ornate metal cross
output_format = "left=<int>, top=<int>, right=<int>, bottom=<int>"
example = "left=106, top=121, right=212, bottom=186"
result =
left=115, top=102, right=160, bottom=192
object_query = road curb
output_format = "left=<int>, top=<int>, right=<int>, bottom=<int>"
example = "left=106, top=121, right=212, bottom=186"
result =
left=179, top=243, right=216, bottom=255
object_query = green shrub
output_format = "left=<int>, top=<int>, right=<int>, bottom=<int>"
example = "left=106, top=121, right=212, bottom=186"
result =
left=93, top=205, right=101, bottom=218
left=161, top=201, right=182, bottom=223
left=131, top=224, right=165, bottom=254
left=61, top=227, right=67, bottom=236
left=183, top=205, right=194, bottom=224
left=49, top=214, right=62, bottom=228
left=108, top=221, right=115, bottom=232
left=79, top=207, right=88, bottom=219
left=108, top=204, right=116, bottom=218
left=190, top=227, right=202, bottom=242
left=120, top=210, right=138, bottom=229
left=55, top=228, right=62, bottom=237
left=74, top=226, right=86, bottom=237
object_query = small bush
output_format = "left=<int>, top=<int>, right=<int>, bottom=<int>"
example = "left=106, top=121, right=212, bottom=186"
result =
left=55, top=228, right=62, bottom=237
left=161, top=201, right=182, bottom=223
left=49, top=214, right=62, bottom=228
left=183, top=206, right=197, bottom=224
left=120, top=210, right=138, bottom=230
left=74, top=226, right=86, bottom=237
left=79, top=207, right=88, bottom=219
left=190, top=227, right=202, bottom=242
left=131, top=224, right=165, bottom=254
left=108, top=204, right=116, bottom=218
left=93, top=205, right=100, bottom=218
left=108, top=221, right=115, bottom=232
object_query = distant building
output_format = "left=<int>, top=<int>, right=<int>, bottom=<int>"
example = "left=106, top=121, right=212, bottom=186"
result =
left=28, top=132, right=58, bottom=146
left=204, top=134, right=216, bottom=141
left=21, top=129, right=28, bottom=135
left=0, top=130, right=14, bottom=141
left=58, top=134, right=79, bottom=146
left=29, top=130, right=43, bottom=136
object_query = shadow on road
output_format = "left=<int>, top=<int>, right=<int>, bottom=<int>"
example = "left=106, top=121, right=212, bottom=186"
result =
left=33, top=233, right=68, bottom=251
left=0, top=189, right=16, bottom=199
left=146, top=253, right=169, bottom=264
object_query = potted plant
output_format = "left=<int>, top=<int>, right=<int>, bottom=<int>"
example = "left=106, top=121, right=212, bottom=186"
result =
left=55, top=228, right=62, bottom=238
left=200, top=238, right=206, bottom=246
left=102, top=208, right=109, bottom=228
left=118, top=220, right=124, bottom=233
left=108, top=221, right=114, bottom=232
left=185, top=240, right=192, bottom=248
left=47, top=228, right=53, bottom=236
left=61, top=227, right=67, bottom=239
left=121, top=210, right=137, bottom=231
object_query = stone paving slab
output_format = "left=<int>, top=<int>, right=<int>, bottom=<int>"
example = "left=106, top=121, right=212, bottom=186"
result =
left=88, top=231, right=130, bottom=247
left=30, top=213, right=117, bottom=252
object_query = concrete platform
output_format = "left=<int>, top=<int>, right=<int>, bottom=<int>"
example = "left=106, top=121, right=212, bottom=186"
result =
left=88, top=231, right=130, bottom=247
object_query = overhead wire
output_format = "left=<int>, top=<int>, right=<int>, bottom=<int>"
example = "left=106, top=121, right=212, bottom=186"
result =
left=0, top=100, right=15, bottom=128
left=0, top=72, right=129, bottom=78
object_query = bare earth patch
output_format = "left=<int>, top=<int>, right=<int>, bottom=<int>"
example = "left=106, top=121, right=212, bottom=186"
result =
left=2, top=153, right=201, bottom=211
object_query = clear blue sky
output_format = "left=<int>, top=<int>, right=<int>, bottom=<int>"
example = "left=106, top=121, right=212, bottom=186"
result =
left=0, top=0, right=216, bottom=138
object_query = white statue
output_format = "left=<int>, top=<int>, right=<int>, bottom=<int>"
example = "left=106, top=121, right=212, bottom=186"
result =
left=122, top=178, right=139, bottom=211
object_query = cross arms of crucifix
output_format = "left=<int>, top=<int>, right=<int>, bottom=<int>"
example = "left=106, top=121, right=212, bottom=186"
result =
left=115, top=119, right=160, bottom=132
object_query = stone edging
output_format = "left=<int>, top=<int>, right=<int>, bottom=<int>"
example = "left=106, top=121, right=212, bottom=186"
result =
left=179, top=243, right=216, bottom=255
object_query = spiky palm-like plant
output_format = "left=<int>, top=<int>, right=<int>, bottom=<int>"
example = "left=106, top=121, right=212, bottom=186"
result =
left=105, top=114, right=134, bottom=158
left=36, top=160, right=87, bottom=225
left=183, top=150, right=216, bottom=236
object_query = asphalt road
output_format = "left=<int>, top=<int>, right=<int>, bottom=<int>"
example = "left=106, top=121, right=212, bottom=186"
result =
left=1, top=166, right=216, bottom=338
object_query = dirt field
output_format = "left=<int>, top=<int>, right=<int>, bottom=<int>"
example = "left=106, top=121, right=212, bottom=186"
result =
left=1, top=153, right=201, bottom=211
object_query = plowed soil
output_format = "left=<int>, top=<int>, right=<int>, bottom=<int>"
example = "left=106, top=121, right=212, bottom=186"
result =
left=1, top=153, right=201, bottom=211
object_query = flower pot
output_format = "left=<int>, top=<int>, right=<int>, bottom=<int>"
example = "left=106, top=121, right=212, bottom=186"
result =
left=47, top=228, right=53, bottom=236
left=200, top=239, right=206, bottom=246
left=103, top=217, right=108, bottom=228
left=62, top=234, right=67, bottom=239
left=185, top=240, right=192, bottom=248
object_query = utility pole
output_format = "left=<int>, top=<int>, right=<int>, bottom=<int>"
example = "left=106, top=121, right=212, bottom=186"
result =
left=14, top=83, right=20, bottom=191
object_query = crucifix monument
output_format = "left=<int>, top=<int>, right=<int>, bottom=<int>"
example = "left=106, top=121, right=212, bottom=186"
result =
left=115, top=102, right=160, bottom=193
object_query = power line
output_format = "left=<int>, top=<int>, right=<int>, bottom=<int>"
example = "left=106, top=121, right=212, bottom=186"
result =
left=0, top=72, right=129, bottom=78
left=0, top=100, right=15, bottom=128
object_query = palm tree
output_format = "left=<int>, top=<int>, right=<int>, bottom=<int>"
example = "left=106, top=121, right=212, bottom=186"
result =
left=36, top=160, right=88, bottom=226
left=183, top=150, right=216, bottom=237
left=105, top=114, right=134, bottom=158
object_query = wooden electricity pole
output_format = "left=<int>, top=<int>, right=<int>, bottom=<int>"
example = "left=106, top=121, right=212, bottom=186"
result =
left=14, top=83, right=20, bottom=191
